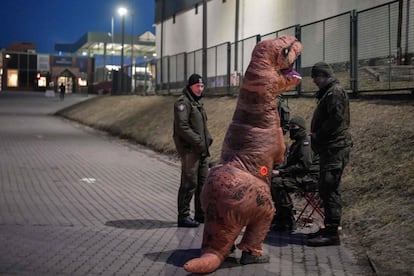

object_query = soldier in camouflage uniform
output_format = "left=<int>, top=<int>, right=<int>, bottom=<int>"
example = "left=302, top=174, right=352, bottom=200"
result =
left=308, top=62, right=352, bottom=246
left=173, top=74, right=213, bottom=228
left=271, top=116, right=319, bottom=232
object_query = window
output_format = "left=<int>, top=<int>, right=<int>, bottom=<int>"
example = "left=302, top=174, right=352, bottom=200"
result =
left=7, top=70, right=18, bottom=87
left=195, top=4, right=198, bottom=14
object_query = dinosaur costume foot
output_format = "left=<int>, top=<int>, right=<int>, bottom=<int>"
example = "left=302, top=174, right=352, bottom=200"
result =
left=240, top=251, right=270, bottom=265
left=184, top=252, right=223, bottom=274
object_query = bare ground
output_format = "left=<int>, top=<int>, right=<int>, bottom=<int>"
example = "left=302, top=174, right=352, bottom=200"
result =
left=57, top=95, right=414, bottom=276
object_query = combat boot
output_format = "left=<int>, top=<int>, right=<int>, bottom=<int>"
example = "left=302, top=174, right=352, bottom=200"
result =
left=177, top=217, right=200, bottom=228
left=272, top=206, right=295, bottom=232
left=307, top=227, right=326, bottom=239
left=307, top=225, right=340, bottom=246
left=272, top=215, right=295, bottom=232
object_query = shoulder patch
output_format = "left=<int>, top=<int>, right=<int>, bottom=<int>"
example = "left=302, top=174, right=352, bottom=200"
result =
left=177, top=104, right=186, bottom=111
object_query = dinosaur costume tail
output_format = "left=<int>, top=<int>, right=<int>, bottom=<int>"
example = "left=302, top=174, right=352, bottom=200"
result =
left=184, top=253, right=223, bottom=274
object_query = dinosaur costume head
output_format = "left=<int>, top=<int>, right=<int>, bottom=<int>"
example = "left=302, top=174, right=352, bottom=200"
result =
left=184, top=35, right=302, bottom=274
left=245, top=35, right=302, bottom=94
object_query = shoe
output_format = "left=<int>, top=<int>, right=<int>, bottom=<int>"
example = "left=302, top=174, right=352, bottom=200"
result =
left=272, top=220, right=295, bottom=232
left=307, top=233, right=340, bottom=247
left=194, top=215, right=205, bottom=223
left=272, top=216, right=295, bottom=232
left=177, top=217, right=200, bottom=228
left=307, top=227, right=326, bottom=239
left=240, top=251, right=270, bottom=265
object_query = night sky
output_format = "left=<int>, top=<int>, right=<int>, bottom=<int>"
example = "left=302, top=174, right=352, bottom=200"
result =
left=0, top=0, right=155, bottom=54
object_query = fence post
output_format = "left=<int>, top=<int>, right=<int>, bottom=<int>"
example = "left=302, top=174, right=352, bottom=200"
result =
left=184, top=52, right=188, bottom=87
left=350, top=10, right=358, bottom=97
left=295, top=24, right=302, bottom=96
left=167, top=56, right=171, bottom=95
left=227, top=42, right=231, bottom=96
left=397, top=0, right=403, bottom=65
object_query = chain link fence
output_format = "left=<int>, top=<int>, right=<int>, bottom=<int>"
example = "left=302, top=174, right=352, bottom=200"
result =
left=154, top=0, right=413, bottom=97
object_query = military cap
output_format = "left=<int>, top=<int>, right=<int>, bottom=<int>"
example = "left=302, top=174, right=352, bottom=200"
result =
left=289, top=116, right=307, bottom=129
left=311, top=61, right=334, bottom=78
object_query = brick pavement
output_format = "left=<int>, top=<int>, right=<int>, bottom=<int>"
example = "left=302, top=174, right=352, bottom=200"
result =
left=0, top=91, right=370, bottom=275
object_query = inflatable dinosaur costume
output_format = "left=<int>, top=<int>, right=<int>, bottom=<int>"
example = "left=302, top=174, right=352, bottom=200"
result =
left=184, top=35, right=302, bottom=274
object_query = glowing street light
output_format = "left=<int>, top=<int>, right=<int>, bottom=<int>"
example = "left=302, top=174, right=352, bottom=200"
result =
left=118, top=6, right=127, bottom=17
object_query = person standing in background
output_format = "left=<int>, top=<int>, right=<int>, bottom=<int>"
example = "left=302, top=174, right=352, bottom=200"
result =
left=59, top=83, right=65, bottom=100
left=173, top=74, right=213, bottom=228
left=307, top=62, right=352, bottom=246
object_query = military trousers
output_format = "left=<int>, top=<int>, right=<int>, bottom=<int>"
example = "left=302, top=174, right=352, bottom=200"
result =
left=271, top=176, right=300, bottom=221
left=177, top=151, right=209, bottom=221
left=318, top=146, right=351, bottom=228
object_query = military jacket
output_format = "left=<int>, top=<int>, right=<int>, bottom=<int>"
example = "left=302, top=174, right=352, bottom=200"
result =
left=173, top=87, right=212, bottom=156
left=311, top=79, right=352, bottom=154
left=278, top=131, right=318, bottom=178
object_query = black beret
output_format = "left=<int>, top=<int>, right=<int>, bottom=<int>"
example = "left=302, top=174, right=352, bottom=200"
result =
left=188, top=74, right=203, bottom=86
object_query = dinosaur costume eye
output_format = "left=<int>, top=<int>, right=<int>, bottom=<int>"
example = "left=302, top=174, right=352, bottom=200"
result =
left=282, top=47, right=290, bottom=57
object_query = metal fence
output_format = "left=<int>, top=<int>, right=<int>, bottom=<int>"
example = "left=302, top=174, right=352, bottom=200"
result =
left=154, top=0, right=414, bottom=97
left=300, top=12, right=352, bottom=94
left=357, top=0, right=414, bottom=92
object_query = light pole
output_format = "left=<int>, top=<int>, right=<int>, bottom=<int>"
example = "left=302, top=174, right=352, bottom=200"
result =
left=118, top=6, right=127, bottom=93
left=131, top=10, right=135, bottom=93
left=111, top=16, right=114, bottom=66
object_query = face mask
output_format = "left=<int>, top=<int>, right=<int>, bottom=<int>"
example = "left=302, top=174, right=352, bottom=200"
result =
left=289, top=128, right=300, bottom=140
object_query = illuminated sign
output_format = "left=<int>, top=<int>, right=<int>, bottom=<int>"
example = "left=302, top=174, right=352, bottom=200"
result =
left=54, top=56, right=73, bottom=66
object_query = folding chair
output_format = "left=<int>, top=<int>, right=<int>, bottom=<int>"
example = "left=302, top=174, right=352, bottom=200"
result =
left=295, top=180, right=325, bottom=226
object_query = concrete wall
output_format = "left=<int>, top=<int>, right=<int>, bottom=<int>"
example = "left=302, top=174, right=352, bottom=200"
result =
left=155, top=0, right=392, bottom=57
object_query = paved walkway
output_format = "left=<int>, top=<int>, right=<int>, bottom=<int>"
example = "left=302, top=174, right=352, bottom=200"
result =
left=0, top=91, right=370, bottom=275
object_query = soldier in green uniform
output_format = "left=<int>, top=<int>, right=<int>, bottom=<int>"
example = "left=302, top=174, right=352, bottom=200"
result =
left=271, top=116, right=319, bottom=232
left=307, top=62, right=352, bottom=246
left=173, top=74, right=213, bottom=228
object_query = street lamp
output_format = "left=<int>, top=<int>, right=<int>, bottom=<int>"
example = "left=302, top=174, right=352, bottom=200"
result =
left=130, top=10, right=135, bottom=93
left=118, top=6, right=128, bottom=93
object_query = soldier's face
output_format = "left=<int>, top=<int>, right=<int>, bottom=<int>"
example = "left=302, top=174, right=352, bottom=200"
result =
left=190, top=83, right=204, bottom=97
left=312, top=76, right=329, bottom=89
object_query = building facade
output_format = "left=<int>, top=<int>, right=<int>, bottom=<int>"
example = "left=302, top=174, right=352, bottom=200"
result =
left=153, top=0, right=414, bottom=95
left=154, top=0, right=395, bottom=57
left=1, top=42, right=94, bottom=93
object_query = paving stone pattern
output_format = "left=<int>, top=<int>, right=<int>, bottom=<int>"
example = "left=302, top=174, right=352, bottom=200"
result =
left=0, top=92, right=367, bottom=275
